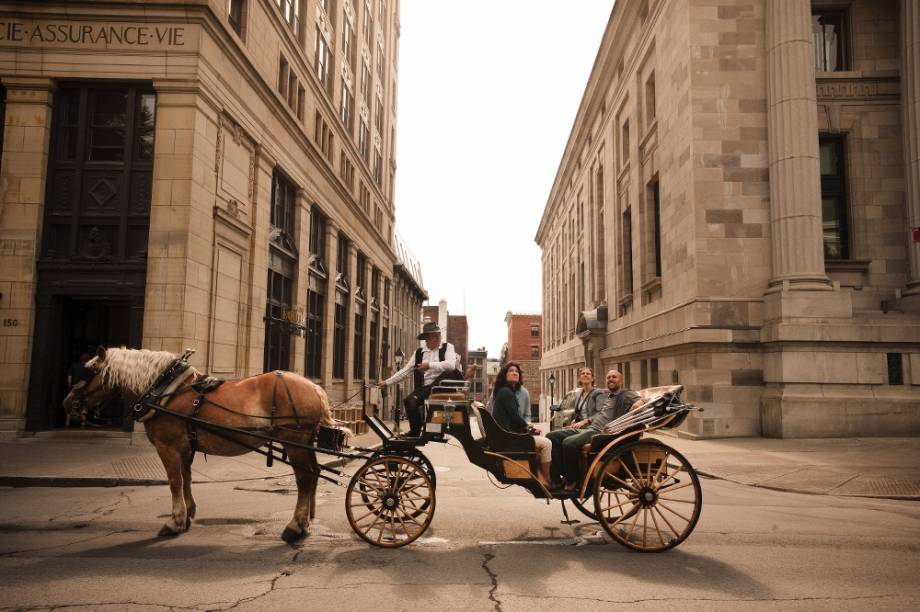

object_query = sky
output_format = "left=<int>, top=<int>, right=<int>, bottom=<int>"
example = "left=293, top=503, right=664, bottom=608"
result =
left=394, top=0, right=614, bottom=357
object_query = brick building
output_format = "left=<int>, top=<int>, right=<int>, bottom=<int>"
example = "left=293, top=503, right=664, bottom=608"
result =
left=0, top=0, right=411, bottom=437
left=537, top=0, right=920, bottom=438
left=467, top=348, right=488, bottom=401
left=421, top=299, right=467, bottom=366
left=502, top=312, right=542, bottom=418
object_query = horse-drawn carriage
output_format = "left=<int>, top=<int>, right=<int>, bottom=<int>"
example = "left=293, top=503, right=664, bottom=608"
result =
left=64, top=347, right=702, bottom=552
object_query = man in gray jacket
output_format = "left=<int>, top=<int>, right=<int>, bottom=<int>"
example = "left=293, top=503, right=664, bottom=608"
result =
left=546, top=369, right=640, bottom=488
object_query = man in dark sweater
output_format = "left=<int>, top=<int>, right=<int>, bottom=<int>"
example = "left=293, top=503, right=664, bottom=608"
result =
left=546, top=369, right=640, bottom=487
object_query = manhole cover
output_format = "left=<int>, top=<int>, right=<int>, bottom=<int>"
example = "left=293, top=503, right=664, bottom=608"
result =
left=111, top=457, right=166, bottom=480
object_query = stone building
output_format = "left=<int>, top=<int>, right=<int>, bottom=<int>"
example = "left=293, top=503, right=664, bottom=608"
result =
left=0, top=0, right=409, bottom=437
left=501, top=312, right=542, bottom=419
left=536, top=0, right=920, bottom=438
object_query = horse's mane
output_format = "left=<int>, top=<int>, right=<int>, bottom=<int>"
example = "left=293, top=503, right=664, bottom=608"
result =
left=88, top=348, right=183, bottom=395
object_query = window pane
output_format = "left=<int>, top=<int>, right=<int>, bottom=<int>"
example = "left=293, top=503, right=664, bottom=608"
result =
left=89, top=91, right=127, bottom=161
left=135, top=94, right=156, bottom=160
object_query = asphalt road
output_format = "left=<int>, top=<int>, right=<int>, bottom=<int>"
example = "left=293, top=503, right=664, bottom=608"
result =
left=0, top=439, right=918, bottom=611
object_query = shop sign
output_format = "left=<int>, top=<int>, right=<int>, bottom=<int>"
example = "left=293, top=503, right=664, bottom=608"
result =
left=0, top=19, right=196, bottom=50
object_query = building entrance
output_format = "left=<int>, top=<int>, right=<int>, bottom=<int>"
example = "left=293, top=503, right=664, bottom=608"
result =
left=25, top=81, right=154, bottom=431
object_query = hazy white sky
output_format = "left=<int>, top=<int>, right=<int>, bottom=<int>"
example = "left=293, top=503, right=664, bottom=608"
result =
left=394, top=1, right=614, bottom=357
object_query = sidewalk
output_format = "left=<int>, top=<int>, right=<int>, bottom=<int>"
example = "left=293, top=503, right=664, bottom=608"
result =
left=657, top=432, right=920, bottom=500
left=0, top=426, right=386, bottom=488
left=1, top=427, right=919, bottom=500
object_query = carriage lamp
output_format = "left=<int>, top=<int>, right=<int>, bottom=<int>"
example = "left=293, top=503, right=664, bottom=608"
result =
left=394, top=348, right=404, bottom=368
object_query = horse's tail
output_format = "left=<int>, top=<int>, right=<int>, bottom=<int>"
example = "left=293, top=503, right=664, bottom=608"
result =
left=317, top=384, right=353, bottom=440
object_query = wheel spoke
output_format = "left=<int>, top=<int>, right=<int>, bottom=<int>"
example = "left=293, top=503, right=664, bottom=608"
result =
left=653, top=505, right=680, bottom=537
left=657, top=495, right=696, bottom=504
left=641, top=508, right=649, bottom=548
left=657, top=480, right=693, bottom=495
left=658, top=500, right=692, bottom=523
left=649, top=503, right=666, bottom=546
left=604, top=473, right=640, bottom=493
left=620, top=454, right=643, bottom=489
left=600, top=495, right=640, bottom=514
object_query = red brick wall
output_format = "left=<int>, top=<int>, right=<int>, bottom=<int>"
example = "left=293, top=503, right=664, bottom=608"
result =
left=447, top=315, right=468, bottom=366
left=506, top=314, right=542, bottom=397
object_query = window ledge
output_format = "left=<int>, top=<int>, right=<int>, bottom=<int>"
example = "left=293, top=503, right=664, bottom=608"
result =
left=825, top=259, right=871, bottom=273
left=641, top=276, right=661, bottom=293
left=639, top=119, right=658, bottom=151
left=618, top=292, right=634, bottom=308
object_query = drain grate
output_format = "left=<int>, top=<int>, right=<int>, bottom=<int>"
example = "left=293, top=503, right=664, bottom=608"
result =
left=859, top=478, right=920, bottom=497
left=111, top=457, right=166, bottom=480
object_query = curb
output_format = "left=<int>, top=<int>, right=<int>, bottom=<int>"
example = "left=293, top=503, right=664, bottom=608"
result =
left=694, top=468, right=920, bottom=502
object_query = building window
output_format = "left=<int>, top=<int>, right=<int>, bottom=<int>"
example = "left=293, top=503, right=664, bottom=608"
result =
left=374, top=205, right=382, bottom=229
left=374, top=94, right=383, bottom=133
left=373, top=146, right=382, bottom=186
left=343, top=21, right=356, bottom=73
left=336, top=233, right=349, bottom=281
left=812, top=10, right=848, bottom=72
left=309, top=207, right=327, bottom=264
left=620, top=119, right=629, bottom=169
left=648, top=177, right=661, bottom=278
left=315, top=112, right=334, bottom=161
left=368, top=313, right=379, bottom=379
left=359, top=181, right=370, bottom=213
left=265, top=266, right=294, bottom=372
left=305, top=275, right=324, bottom=378
left=314, top=28, right=332, bottom=92
left=621, top=206, right=634, bottom=297
left=530, top=345, right=540, bottom=359
left=530, top=324, right=539, bottom=337
left=363, top=1, right=372, bottom=44
left=340, top=81, right=354, bottom=132
left=361, top=61, right=371, bottom=105
left=353, top=306, right=365, bottom=379
left=333, top=298, right=347, bottom=379
left=274, top=0, right=301, bottom=36
left=359, top=119, right=370, bottom=162
left=645, top=72, right=656, bottom=129
left=339, top=152, right=355, bottom=190
left=270, top=169, right=296, bottom=242
left=228, top=0, right=245, bottom=35
left=356, top=251, right=367, bottom=293
left=887, top=353, right=904, bottom=385
left=820, top=136, right=849, bottom=260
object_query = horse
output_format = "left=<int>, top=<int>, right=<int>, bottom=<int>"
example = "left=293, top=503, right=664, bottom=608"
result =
left=62, top=346, right=340, bottom=542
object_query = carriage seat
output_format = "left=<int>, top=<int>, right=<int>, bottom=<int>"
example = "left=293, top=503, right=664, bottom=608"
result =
left=470, top=404, right=535, bottom=454
left=428, top=391, right=466, bottom=402
left=580, top=385, right=685, bottom=456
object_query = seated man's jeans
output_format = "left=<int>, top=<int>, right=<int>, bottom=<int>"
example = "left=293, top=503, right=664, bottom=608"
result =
left=546, top=427, right=600, bottom=484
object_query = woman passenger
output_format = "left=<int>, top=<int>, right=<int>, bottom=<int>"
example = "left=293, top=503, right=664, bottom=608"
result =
left=491, top=362, right=553, bottom=488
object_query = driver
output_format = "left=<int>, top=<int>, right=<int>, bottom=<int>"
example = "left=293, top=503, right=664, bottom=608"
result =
left=377, top=322, right=463, bottom=437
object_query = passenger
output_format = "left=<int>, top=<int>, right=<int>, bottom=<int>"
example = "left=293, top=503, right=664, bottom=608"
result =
left=546, top=369, right=640, bottom=490
left=551, top=367, right=606, bottom=476
left=377, top=322, right=463, bottom=437
left=491, top=361, right=553, bottom=488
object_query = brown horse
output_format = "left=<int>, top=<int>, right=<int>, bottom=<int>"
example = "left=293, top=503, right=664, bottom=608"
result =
left=62, top=346, right=339, bottom=542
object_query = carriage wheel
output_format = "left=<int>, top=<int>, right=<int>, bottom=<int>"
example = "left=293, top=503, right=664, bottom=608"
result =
left=357, top=451, right=435, bottom=519
left=593, top=439, right=702, bottom=552
left=346, top=456, right=435, bottom=548
left=570, top=495, right=598, bottom=521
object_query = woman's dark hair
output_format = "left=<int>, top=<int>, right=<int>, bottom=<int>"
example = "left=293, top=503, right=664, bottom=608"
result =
left=494, top=361, right=524, bottom=394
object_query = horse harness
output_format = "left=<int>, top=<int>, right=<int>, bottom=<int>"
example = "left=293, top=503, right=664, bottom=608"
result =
left=131, top=351, right=313, bottom=457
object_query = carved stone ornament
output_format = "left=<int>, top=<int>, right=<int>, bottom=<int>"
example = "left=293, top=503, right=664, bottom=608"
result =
left=343, top=0, right=355, bottom=24
left=214, top=119, right=223, bottom=174
left=82, top=226, right=112, bottom=260
left=227, top=199, right=239, bottom=217
left=360, top=104, right=369, bottom=122
left=341, top=62, right=353, bottom=88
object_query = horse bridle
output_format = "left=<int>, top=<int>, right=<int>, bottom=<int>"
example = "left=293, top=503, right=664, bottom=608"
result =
left=68, top=365, right=112, bottom=409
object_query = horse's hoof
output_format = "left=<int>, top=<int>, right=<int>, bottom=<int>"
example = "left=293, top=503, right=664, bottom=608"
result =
left=158, top=525, right=180, bottom=537
left=280, top=527, right=303, bottom=543
left=185, top=517, right=192, bottom=530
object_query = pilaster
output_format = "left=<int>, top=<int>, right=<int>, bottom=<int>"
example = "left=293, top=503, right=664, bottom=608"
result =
left=343, top=243, right=358, bottom=396
left=321, top=220, right=337, bottom=387
left=291, top=192, right=311, bottom=374
left=0, top=76, right=54, bottom=437
left=900, top=0, right=920, bottom=304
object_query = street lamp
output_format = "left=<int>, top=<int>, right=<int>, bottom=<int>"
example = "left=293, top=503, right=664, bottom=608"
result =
left=393, top=347, right=405, bottom=433
left=548, top=372, right=556, bottom=409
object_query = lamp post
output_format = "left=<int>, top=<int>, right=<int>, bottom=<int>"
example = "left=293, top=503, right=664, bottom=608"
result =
left=548, top=372, right=556, bottom=410
left=393, top=347, right=405, bottom=433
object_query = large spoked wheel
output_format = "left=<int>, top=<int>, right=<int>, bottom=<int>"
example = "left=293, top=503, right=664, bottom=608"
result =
left=570, top=495, right=598, bottom=522
left=346, top=456, right=435, bottom=548
left=359, top=451, right=435, bottom=519
left=593, top=439, right=702, bottom=552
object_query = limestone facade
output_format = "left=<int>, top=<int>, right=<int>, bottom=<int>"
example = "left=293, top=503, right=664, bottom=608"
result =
left=536, top=0, right=920, bottom=438
left=0, top=0, right=416, bottom=436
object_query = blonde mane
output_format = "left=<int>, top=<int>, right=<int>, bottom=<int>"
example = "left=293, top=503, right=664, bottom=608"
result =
left=88, top=348, right=193, bottom=396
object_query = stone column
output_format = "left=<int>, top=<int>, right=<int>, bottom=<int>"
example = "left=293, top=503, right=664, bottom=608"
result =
left=291, top=192, right=311, bottom=374
left=321, top=221, right=337, bottom=388
left=764, top=0, right=832, bottom=292
left=343, top=242, right=358, bottom=396
left=901, top=0, right=920, bottom=298
left=0, top=77, right=54, bottom=436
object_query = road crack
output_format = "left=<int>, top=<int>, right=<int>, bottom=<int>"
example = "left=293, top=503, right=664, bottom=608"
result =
left=481, top=549, right=502, bottom=612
